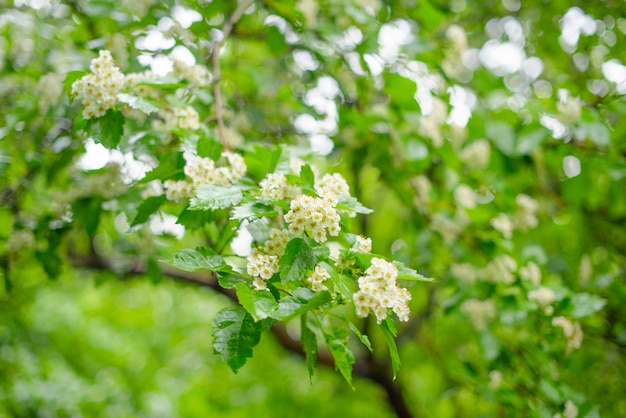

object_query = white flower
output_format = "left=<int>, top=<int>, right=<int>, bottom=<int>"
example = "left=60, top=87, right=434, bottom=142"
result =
left=157, top=106, right=200, bottom=131
left=263, top=228, right=290, bottom=256
left=552, top=316, right=583, bottom=353
left=260, top=173, right=290, bottom=201
left=72, top=50, right=125, bottom=119
left=480, top=255, right=517, bottom=284
left=284, top=195, right=341, bottom=243
left=491, top=213, right=514, bottom=239
left=315, top=173, right=351, bottom=200
left=307, top=265, right=331, bottom=291
left=353, top=235, right=372, bottom=253
left=461, top=298, right=496, bottom=330
left=353, top=258, right=412, bottom=323
left=520, top=262, right=542, bottom=286
left=454, top=184, right=477, bottom=209
left=247, top=251, right=279, bottom=290
left=460, top=139, right=491, bottom=170
left=163, top=180, right=194, bottom=202
left=528, top=286, right=556, bottom=311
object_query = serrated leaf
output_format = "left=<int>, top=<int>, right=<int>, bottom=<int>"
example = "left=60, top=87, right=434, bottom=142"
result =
left=279, top=238, right=316, bottom=283
left=272, top=288, right=332, bottom=321
left=236, top=282, right=278, bottom=321
left=231, top=202, right=277, bottom=220
left=324, top=327, right=355, bottom=386
left=348, top=322, right=373, bottom=352
left=167, top=248, right=230, bottom=272
left=190, top=185, right=243, bottom=210
left=393, top=261, right=435, bottom=282
left=86, top=110, right=125, bottom=149
left=131, top=195, right=167, bottom=226
left=197, top=136, right=223, bottom=160
left=570, top=293, right=606, bottom=319
left=381, top=318, right=401, bottom=378
left=117, top=93, right=160, bottom=114
left=140, top=152, right=186, bottom=183
left=218, top=273, right=248, bottom=289
left=212, top=307, right=273, bottom=373
left=300, top=164, right=315, bottom=190
left=176, top=206, right=215, bottom=229
left=336, top=196, right=374, bottom=214
left=301, top=314, right=318, bottom=380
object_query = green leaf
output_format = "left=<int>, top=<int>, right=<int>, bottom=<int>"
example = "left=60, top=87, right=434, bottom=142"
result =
left=393, top=261, right=435, bottom=282
left=300, top=164, right=315, bottom=190
left=301, top=314, right=318, bottom=380
left=272, top=288, right=332, bottom=321
left=86, top=110, right=125, bottom=149
left=190, top=185, right=244, bottom=210
left=348, top=322, right=373, bottom=352
left=146, top=257, right=163, bottom=284
left=167, top=247, right=230, bottom=272
left=486, top=121, right=515, bottom=156
left=569, top=293, right=606, bottom=319
left=279, top=238, right=316, bottom=283
left=218, top=273, right=248, bottom=289
left=73, top=197, right=102, bottom=236
left=64, top=70, right=87, bottom=95
left=383, top=73, right=419, bottom=111
left=35, top=250, right=62, bottom=280
left=331, top=273, right=357, bottom=301
left=336, top=196, right=374, bottom=214
left=211, top=306, right=273, bottom=373
left=141, top=152, right=186, bottom=183
left=323, top=326, right=355, bottom=386
left=176, top=206, right=215, bottom=229
left=117, top=93, right=160, bottom=114
left=231, top=202, right=277, bottom=220
left=381, top=318, right=401, bottom=378
left=136, top=76, right=185, bottom=89
left=236, top=282, right=278, bottom=321
left=131, top=195, right=167, bottom=226
left=197, top=136, right=223, bottom=160
left=580, top=122, right=610, bottom=146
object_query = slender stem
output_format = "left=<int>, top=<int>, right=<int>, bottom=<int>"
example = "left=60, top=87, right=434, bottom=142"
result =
left=211, top=0, right=255, bottom=149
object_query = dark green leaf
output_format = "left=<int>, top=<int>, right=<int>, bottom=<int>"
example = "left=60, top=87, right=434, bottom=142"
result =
left=301, top=314, right=318, bottom=380
left=272, top=288, right=332, bottom=321
left=323, top=326, right=355, bottom=386
left=197, top=136, right=223, bottom=160
left=146, top=257, right=163, bottom=284
left=190, top=185, right=244, bottom=210
left=35, top=250, right=62, bottom=280
left=381, top=318, right=401, bottom=378
left=117, top=93, right=160, bottom=114
left=236, top=282, right=279, bottom=321
left=211, top=307, right=273, bottom=373
left=176, top=206, right=215, bottom=229
left=167, top=248, right=230, bottom=272
left=141, top=152, right=186, bottom=183
left=279, top=238, right=316, bottom=283
left=86, top=110, right=125, bottom=149
left=336, top=197, right=374, bottom=214
left=393, top=261, right=435, bottom=282
left=73, top=197, right=102, bottom=236
left=131, top=195, right=167, bottom=226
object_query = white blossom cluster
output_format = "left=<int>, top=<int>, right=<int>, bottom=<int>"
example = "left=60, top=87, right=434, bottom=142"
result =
left=172, top=59, right=211, bottom=87
left=124, top=71, right=159, bottom=98
left=460, top=139, right=491, bottom=170
left=353, top=258, right=412, bottom=323
left=246, top=250, right=279, bottom=290
left=156, top=106, right=200, bottom=131
left=262, top=228, right=290, bottom=256
left=461, top=298, right=496, bottom=330
left=491, top=213, right=514, bottom=239
left=480, top=255, right=517, bottom=284
left=552, top=316, right=583, bottom=353
left=314, top=173, right=351, bottom=200
left=259, top=173, right=290, bottom=201
left=528, top=286, right=556, bottom=315
left=514, top=194, right=539, bottom=230
left=284, top=195, right=340, bottom=243
left=520, top=261, right=542, bottom=285
left=451, top=262, right=477, bottom=282
left=352, top=235, right=372, bottom=253
left=71, top=50, right=125, bottom=119
left=307, top=265, right=331, bottom=291
left=163, top=152, right=247, bottom=202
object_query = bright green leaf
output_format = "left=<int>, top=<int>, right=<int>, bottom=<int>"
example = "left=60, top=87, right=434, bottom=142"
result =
left=86, top=110, right=125, bottom=149
left=279, top=238, right=316, bottom=283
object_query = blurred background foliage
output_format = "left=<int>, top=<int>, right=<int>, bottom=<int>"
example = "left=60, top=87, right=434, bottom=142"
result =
left=1, top=0, right=626, bottom=417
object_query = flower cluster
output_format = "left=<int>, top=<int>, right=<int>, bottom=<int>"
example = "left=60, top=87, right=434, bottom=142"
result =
left=353, top=258, right=411, bottom=323
left=262, top=228, right=290, bottom=256
left=163, top=180, right=194, bottom=202
left=461, top=298, right=496, bottom=330
left=259, top=173, right=290, bottom=201
left=528, top=286, right=556, bottom=315
left=284, top=195, right=340, bottom=243
left=352, top=235, right=372, bottom=253
left=172, top=59, right=210, bottom=87
left=156, top=106, right=200, bottom=131
left=552, top=316, right=583, bottom=353
left=246, top=250, right=279, bottom=290
left=71, top=50, right=125, bottom=119
left=307, top=265, right=331, bottom=291
left=514, top=194, right=539, bottom=230
left=314, top=173, right=350, bottom=200
left=480, top=255, right=517, bottom=284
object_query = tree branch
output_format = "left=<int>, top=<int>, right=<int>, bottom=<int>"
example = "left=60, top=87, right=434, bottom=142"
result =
left=210, top=0, right=255, bottom=149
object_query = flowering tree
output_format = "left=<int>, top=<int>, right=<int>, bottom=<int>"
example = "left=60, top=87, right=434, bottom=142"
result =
left=1, top=0, right=626, bottom=417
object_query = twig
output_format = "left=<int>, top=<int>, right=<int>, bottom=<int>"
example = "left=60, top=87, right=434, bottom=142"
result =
left=211, top=0, right=255, bottom=149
